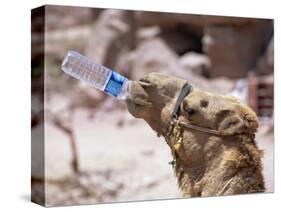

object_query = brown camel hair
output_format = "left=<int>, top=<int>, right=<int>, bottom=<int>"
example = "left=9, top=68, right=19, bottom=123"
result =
left=126, top=72, right=265, bottom=197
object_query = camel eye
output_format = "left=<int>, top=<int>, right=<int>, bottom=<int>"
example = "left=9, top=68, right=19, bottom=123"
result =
left=185, top=107, right=195, bottom=115
left=200, top=100, right=209, bottom=108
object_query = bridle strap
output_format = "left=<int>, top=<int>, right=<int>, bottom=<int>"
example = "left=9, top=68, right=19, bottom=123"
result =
left=171, top=83, right=192, bottom=119
left=165, top=82, right=238, bottom=168
left=179, top=121, right=224, bottom=136
left=166, top=82, right=225, bottom=143
left=165, top=83, right=223, bottom=168
left=170, top=82, right=226, bottom=137
left=164, top=83, right=192, bottom=143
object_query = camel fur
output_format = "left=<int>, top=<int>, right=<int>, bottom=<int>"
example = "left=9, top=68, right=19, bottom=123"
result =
left=126, top=72, right=265, bottom=197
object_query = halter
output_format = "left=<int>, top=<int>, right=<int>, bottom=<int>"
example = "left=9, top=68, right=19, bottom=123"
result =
left=164, top=82, right=225, bottom=167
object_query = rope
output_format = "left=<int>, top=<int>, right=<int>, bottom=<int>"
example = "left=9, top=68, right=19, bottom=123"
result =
left=179, top=121, right=224, bottom=136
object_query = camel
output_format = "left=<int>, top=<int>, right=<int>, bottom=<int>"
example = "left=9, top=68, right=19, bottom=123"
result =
left=126, top=72, right=265, bottom=197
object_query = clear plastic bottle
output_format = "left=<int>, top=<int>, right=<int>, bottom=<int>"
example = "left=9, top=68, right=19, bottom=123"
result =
left=61, top=50, right=129, bottom=100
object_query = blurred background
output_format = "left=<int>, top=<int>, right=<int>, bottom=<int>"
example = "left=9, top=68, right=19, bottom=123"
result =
left=31, top=5, right=274, bottom=206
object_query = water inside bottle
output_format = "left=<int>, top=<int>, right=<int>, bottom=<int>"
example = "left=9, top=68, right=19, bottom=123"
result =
left=61, top=50, right=112, bottom=90
left=61, top=50, right=129, bottom=99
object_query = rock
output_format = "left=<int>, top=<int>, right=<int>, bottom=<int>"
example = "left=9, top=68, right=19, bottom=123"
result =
left=156, top=29, right=201, bottom=55
left=255, top=36, right=274, bottom=75
left=44, top=25, right=92, bottom=60
left=136, top=26, right=161, bottom=43
left=202, top=20, right=273, bottom=79
left=126, top=38, right=179, bottom=80
left=137, top=11, right=273, bottom=79
left=45, top=5, right=101, bottom=31
left=68, top=83, right=106, bottom=110
left=118, top=38, right=229, bottom=93
left=99, top=97, right=122, bottom=112
left=85, top=9, right=136, bottom=71
left=136, top=25, right=201, bottom=56
left=137, top=12, right=256, bottom=27
left=126, top=27, right=201, bottom=75
left=136, top=11, right=261, bottom=37
left=209, top=77, right=235, bottom=94
left=114, top=51, right=136, bottom=78
left=266, top=37, right=274, bottom=68
left=36, top=6, right=100, bottom=61
left=228, top=79, right=248, bottom=103
left=179, top=52, right=211, bottom=77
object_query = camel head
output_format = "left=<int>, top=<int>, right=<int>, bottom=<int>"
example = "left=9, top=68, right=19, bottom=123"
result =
left=126, top=73, right=187, bottom=136
left=126, top=73, right=259, bottom=165
left=126, top=72, right=258, bottom=136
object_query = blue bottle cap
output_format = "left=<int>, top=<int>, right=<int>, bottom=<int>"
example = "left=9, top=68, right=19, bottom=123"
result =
left=104, top=71, right=127, bottom=97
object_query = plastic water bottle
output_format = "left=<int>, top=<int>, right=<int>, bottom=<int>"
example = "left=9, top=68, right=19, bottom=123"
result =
left=61, top=50, right=129, bottom=100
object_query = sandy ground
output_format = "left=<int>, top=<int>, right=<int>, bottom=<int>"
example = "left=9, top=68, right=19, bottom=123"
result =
left=43, top=107, right=180, bottom=206
left=32, top=99, right=273, bottom=206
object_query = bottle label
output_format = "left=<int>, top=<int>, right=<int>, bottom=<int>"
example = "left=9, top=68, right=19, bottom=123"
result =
left=104, top=71, right=126, bottom=97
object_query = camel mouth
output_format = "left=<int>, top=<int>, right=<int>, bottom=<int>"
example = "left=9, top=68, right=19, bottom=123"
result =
left=126, top=80, right=153, bottom=115
left=138, top=77, right=152, bottom=87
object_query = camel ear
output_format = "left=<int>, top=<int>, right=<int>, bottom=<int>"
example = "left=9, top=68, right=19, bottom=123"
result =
left=218, top=115, right=245, bottom=136
left=242, top=109, right=259, bottom=134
